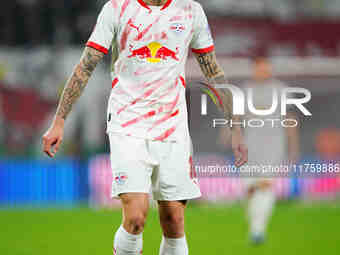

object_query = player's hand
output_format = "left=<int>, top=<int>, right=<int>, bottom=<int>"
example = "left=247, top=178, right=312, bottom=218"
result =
left=42, top=117, right=64, bottom=158
left=231, top=128, right=248, bottom=167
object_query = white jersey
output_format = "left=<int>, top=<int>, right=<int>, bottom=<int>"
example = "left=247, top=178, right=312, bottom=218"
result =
left=87, top=0, right=214, bottom=141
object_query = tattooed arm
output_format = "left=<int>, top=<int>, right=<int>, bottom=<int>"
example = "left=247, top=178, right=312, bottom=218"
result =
left=193, top=51, right=231, bottom=118
left=42, top=47, right=104, bottom=157
left=194, top=50, right=248, bottom=166
left=56, top=47, right=104, bottom=119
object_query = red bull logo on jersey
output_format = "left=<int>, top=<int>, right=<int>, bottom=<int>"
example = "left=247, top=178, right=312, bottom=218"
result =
left=128, top=42, right=179, bottom=63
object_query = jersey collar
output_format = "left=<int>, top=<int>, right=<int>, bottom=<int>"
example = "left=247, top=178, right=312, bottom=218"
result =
left=137, top=0, right=173, bottom=11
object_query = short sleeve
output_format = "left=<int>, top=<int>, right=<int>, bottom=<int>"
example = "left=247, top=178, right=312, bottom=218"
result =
left=86, top=2, right=116, bottom=54
left=190, top=3, right=215, bottom=54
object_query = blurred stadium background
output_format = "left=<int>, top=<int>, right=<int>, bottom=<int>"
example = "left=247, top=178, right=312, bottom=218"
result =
left=1, top=0, right=340, bottom=254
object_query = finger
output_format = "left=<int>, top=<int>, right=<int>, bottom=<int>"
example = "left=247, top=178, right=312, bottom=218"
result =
left=233, top=147, right=242, bottom=166
left=43, top=138, right=55, bottom=158
left=44, top=146, right=54, bottom=157
left=53, top=138, right=62, bottom=154
left=237, top=146, right=248, bottom=166
left=237, top=147, right=247, bottom=166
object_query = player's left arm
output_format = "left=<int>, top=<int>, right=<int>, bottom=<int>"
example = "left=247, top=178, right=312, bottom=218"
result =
left=193, top=50, right=248, bottom=166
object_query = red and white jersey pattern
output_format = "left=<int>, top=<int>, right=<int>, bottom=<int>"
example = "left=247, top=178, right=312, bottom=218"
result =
left=87, top=0, right=214, bottom=141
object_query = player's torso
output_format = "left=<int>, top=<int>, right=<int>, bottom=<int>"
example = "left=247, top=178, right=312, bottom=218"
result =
left=107, top=0, right=196, bottom=141
left=111, top=0, right=195, bottom=78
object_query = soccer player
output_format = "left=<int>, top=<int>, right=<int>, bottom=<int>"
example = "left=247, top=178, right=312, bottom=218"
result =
left=242, top=57, right=300, bottom=244
left=42, top=0, right=248, bottom=254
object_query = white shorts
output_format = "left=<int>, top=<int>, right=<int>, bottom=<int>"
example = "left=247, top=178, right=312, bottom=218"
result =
left=108, top=133, right=201, bottom=201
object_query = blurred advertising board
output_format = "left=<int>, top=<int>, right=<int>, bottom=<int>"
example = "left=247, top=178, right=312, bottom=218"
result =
left=88, top=154, right=340, bottom=208
left=0, top=159, right=88, bottom=206
left=88, top=155, right=120, bottom=208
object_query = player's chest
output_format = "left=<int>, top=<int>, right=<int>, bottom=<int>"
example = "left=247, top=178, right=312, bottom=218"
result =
left=116, top=8, right=194, bottom=47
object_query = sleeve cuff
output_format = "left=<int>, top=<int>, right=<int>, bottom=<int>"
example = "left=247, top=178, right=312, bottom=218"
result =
left=191, top=45, right=215, bottom=54
left=86, top=41, right=109, bottom=54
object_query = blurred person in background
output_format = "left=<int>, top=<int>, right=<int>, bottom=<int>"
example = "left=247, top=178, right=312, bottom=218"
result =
left=219, top=57, right=301, bottom=244
left=41, top=0, right=247, bottom=255
left=242, top=57, right=300, bottom=244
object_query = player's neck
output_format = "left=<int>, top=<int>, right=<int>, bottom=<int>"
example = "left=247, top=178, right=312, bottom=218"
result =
left=143, top=0, right=168, bottom=6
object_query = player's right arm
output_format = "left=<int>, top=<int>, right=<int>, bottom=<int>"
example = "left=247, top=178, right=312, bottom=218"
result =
left=190, top=3, right=247, bottom=166
left=42, top=47, right=105, bottom=157
left=42, top=1, right=116, bottom=157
